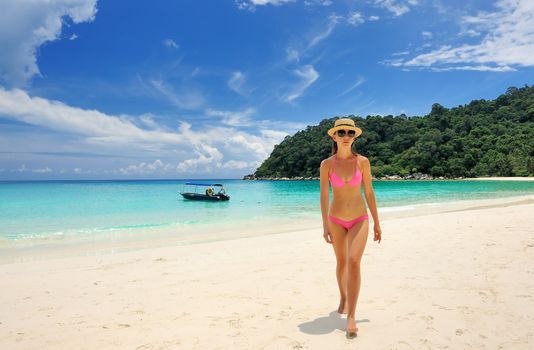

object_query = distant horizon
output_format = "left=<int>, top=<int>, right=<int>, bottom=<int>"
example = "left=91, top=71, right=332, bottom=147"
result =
left=1, top=0, right=533, bottom=180
left=0, top=177, right=245, bottom=183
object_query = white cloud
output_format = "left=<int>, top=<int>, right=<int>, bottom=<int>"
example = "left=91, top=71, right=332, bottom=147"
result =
left=0, top=0, right=97, bottom=87
left=227, top=71, right=249, bottom=96
left=0, top=88, right=293, bottom=176
left=430, top=65, right=516, bottom=72
left=163, top=39, right=179, bottom=49
left=368, top=15, right=380, bottom=21
left=137, top=113, right=160, bottom=130
left=338, top=77, right=366, bottom=96
left=70, top=167, right=101, bottom=175
left=461, top=29, right=482, bottom=37
left=304, top=0, right=332, bottom=6
left=16, top=164, right=28, bottom=172
left=176, top=144, right=224, bottom=173
left=119, top=159, right=173, bottom=175
left=257, top=120, right=307, bottom=131
left=286, top=47, right=300, bottom=63
left=373, top=0, right=417, bottom=17
left=285, top=13, right=341, bottom=64
left=260, top=129, right=289, bottom=140
left=422, top=31, right=432, bottom=39
left=236, top=0, right=295, bottom=11
left=69, top=34, right=79, bottom=41
left=284, top=65, right=319, bottom=102
left=392, top=50, right=410, bottom=56
left=8, top=164, right=56, bottom=174
left=308, top=14, right=340, bottom=49
left=0, top=87, right=187, bottom=149
left=347, top=12, right=365, bottom=26
left=117, top=158, right=260, bottom=174
left=221, top=160, right=255, bottom=169
left=177, top=122, right=288, bottom=173
left=185, top=122, right=288, bottom=169
left=32, top=166, right=53, bottom=173
left=387, top=0, right=534, bottom=71
left=249, top=0, right=294, bottom=4
left=224, top=135, right=269, bottom=160
left=149, top=79, right=204, bottom=110
left=205, top=108, right=256, bottom=126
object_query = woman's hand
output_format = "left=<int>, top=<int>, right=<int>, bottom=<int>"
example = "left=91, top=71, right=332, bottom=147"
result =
left=323, top=227, right=333, bottom=244
left=374, top=223, right=382, bottom=243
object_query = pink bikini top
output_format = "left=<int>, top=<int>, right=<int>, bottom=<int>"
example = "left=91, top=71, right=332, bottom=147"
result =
left=329, top=155, right=362, bottom=187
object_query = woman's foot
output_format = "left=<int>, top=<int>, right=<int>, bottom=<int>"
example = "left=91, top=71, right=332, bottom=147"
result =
left=346, top=317, right=358, bottom=337
left=337, top=298, right=348, bottom=314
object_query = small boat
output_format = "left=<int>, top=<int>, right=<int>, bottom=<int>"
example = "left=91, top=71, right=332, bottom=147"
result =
left=179, top=183, right=230, bottom=201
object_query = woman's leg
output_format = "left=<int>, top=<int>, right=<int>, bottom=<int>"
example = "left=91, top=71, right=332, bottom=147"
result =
left=328, top=219, right=348, bottom=313
left=345, top=219, right=369, bottom=331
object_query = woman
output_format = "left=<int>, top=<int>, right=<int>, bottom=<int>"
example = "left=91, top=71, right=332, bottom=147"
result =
left=319, top=118, right=382, bottom=337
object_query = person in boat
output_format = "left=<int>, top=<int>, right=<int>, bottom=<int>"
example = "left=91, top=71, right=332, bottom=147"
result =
left=319, top=118, right=382, bottom=337
left=218, top=187, right=226, bottom=195
left=205, top=187, right=214, bottom=196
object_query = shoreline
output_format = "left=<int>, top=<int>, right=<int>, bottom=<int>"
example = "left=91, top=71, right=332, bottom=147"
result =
left=1, top=194, right=533, bottom=264
left=1, top=196, right=533, bottom=349
left=243, top=176, right=534, bottom=181
left=2, top=176, right=533, bottom=183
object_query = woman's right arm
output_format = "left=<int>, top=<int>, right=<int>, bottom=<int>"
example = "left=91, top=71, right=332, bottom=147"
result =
left=319, top=159, right=332, bottom=243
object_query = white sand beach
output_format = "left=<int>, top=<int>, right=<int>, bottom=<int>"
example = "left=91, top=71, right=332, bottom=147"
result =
left=1, top=196, right=534, bottom=349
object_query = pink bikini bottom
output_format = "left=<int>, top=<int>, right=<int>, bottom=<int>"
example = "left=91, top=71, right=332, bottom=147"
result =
left=329, top=214, right=369, bottom=230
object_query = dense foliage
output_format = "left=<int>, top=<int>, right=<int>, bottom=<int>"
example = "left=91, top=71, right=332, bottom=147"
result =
left=254, top=86, right=534, bottom=178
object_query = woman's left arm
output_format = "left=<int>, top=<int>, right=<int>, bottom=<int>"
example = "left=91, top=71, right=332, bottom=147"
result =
left=361, top=157, right=382, bottom=243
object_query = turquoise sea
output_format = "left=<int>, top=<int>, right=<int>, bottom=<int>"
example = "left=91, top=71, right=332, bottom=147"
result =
left=1, top=179, right=533, bottom=244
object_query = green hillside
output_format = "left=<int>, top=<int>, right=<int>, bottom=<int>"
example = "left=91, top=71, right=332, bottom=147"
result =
left=252, top=85, right=534, bottom=179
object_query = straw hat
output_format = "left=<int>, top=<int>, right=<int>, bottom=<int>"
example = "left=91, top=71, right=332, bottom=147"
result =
left=327, top=118, right=362, bottom=137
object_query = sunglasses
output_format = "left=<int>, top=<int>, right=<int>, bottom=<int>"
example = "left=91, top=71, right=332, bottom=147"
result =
left=336, top=129, right=356, bottom=138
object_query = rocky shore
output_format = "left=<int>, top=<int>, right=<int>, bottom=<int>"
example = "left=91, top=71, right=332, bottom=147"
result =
left=242, top=173, right=465, bottom=181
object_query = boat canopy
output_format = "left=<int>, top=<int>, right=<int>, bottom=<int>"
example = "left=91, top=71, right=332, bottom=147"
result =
left=184, top=183, right=224, bottom=187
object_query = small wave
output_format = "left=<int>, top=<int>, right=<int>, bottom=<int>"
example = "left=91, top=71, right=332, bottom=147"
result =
left=4, top=219, right=225, bottom=242
left=95, top=222, right=172, bottom=231
left=380, top=205, right=417, bottom=212
left=10, top=230, right=69, bottom=241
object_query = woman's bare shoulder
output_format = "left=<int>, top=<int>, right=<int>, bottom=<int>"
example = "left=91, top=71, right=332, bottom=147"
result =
left=357, top=154, right=370, bottom=166
left=320, top=156, right=335, bottom=168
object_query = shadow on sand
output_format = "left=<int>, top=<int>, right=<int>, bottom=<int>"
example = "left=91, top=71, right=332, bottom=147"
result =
left=298, top=310, right=370, bottom=335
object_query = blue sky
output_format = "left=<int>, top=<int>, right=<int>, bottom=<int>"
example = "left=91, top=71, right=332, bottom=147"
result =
left=0, top=0, right=533, bottom=180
